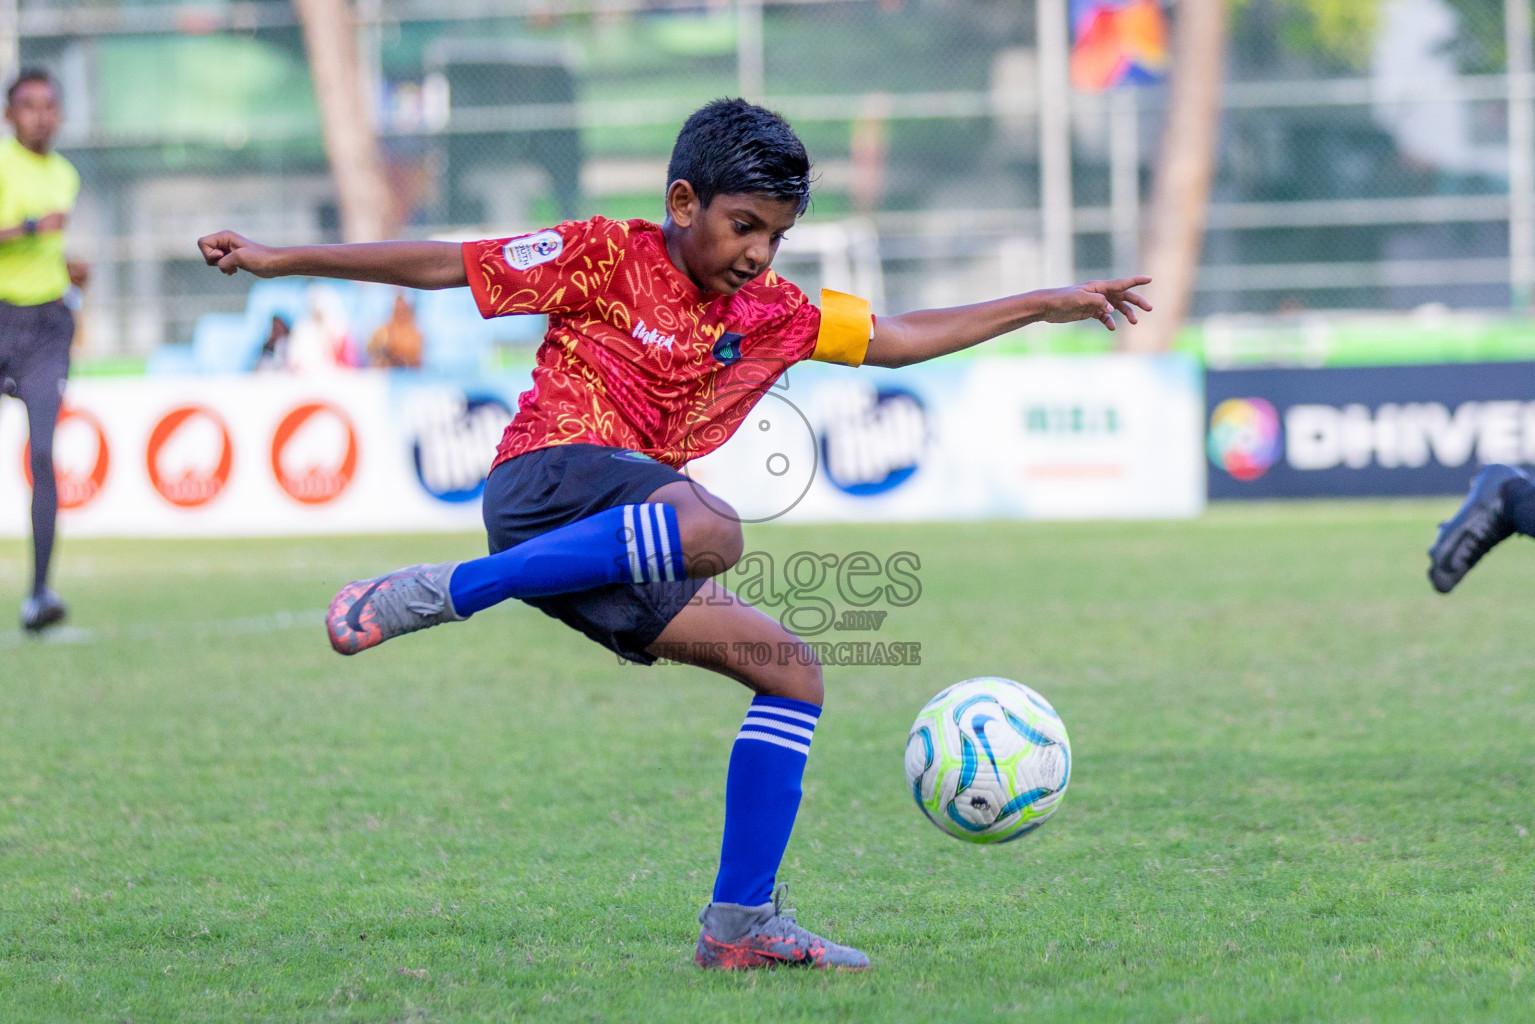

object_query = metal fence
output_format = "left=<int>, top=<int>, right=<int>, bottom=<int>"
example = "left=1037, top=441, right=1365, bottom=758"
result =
left=3, top=0, right=1531, bottom=358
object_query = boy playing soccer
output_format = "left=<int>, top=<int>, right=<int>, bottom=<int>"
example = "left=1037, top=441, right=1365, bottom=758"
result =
left=199, top=99, right=1150, bottom=970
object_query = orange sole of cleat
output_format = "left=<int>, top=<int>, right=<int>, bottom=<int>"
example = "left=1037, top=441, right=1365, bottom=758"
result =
left=696, top=938, right=867, bottom=971
left=326, top=580, right=384, bottom=656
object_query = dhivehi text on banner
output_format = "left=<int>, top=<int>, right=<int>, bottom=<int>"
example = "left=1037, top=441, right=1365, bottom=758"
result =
left=1206, top=362, right=1535, bottom=499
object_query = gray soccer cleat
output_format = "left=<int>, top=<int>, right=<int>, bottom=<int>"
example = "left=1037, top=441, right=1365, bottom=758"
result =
left=695, top=885, right=870, bottom=971
left=326, top=561, right=466, bottom=655
left=1428, top=464, right=1529, bottom=594
left=20, top=588, right=67, bottom=633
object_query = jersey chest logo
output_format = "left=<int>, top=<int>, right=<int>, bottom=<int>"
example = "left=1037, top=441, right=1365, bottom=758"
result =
left=631, top=318, right=677, bottom=352
left=712, top=332, right=744, bottom=365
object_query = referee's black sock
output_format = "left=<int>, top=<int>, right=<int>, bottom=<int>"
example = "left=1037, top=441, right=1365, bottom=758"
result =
left=30, top=457, right=58, bottom=596
left=1503, top=474, right=1535, bottom=538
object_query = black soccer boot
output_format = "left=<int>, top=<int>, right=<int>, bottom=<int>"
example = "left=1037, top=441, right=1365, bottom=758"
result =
left=20, top=587, right=67, bottom=633
left=1427, top=464, right=1529, bottom=594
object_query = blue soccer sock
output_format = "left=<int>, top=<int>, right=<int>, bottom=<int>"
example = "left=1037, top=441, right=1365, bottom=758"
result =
left=712, top=695, right=822, bottom=907
left=448, top=503, right=685, bottom=615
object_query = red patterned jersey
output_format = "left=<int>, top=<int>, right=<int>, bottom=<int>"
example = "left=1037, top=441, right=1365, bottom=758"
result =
left=463, top=217, right=869, bottom=469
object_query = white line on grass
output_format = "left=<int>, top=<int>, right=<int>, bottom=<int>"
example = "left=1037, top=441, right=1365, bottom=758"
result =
left=1, top=609, right=328, bottom=647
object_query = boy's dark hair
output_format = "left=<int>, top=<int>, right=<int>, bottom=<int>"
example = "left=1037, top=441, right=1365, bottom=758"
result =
left=7, top=68, right=58, bottom=106
left=667, top=98, right=811, bottom=214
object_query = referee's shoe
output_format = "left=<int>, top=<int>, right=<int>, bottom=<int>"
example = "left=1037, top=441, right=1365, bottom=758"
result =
left=21, top=587, right=67, bottom=633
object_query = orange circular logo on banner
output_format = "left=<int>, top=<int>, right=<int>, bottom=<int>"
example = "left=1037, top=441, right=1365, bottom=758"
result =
left=146, top=406, right=233, bottom=508
left=270, top=402, right=358, bottom=505
left=22, top=406, right=110, bottom=509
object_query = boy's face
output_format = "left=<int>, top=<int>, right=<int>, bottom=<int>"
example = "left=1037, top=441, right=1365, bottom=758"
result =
left=5, top=79, right=61, bottom=154
left=665, top=183, right=801, bottom=296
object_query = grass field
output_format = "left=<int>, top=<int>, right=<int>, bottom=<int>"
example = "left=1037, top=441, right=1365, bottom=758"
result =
left=4, top=501, right=1535, bottom=1023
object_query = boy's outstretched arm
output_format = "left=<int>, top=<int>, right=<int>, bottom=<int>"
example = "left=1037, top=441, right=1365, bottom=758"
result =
left=863, top=276, right=1152, bottom=369
left=196, top=231, right=468, bottom=290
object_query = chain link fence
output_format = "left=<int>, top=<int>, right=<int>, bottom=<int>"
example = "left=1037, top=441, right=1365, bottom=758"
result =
left=5, top=0, right=1529, bottom=359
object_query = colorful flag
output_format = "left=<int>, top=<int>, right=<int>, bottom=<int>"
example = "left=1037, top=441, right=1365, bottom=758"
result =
left=1070, top=0, right=1170, bottom=92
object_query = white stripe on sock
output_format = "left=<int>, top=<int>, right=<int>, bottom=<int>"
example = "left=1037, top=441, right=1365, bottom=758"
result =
left=644, top=504, right=661, bottom=582
left=638, top=503, right=657, bottom=583
left=741, top=716, right=815, bottom=741
left=748, top=704, right=820, bottom=726
left=624, top=505, right=642, bottom=581
left=736, top=730, right=811, bottom=756
left=653, top=504, right=676, bottom=582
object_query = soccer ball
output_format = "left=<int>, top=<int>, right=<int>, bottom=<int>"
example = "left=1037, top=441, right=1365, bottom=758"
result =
left=904, top=677, right=1071, bottom=843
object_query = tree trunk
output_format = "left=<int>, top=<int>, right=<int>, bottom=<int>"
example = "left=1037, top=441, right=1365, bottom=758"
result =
left=1131, top=0, right=1228, bottom=352
left=294, top=0, right=393, bottom=244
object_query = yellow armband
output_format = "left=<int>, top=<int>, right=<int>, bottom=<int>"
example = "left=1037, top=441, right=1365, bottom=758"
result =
left=810, top=289, right=872, bottom=367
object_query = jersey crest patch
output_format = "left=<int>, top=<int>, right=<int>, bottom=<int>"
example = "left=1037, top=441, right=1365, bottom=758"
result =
left=712, top=332, right=744, bottom=365
left=503, top=230, right=564, bottom=271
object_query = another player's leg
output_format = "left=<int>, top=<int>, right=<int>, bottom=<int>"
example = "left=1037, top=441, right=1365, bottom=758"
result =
left=1428, top=464, right=1534, bottom=593
left=326, top=463, right=739, bottom=654
left=16, top=316, right=70, bottom=633
left=652, top=595, right=869, bottom=971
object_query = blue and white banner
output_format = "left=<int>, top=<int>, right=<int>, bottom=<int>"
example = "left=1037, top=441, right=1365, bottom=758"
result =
left=688, top=354, right=1205, bottom=523
left=0, top=354, right=1205, bottom=537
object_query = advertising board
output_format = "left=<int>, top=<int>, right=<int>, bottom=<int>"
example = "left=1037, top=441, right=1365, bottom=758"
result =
left=688, top=354, right=1205, bottom=523
left=0, top=354, right=1205, bottom=537
left=1206, top=363, right=1535, bottom=499
left=0, top=373, right=526, bottom=537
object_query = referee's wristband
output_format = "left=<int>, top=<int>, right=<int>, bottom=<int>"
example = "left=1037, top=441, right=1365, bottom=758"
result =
left=21, top=219, right=38, bottom=236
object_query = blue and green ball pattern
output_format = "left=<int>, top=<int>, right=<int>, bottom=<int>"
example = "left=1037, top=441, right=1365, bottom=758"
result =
left=904, top=677, right=1071, bottom=844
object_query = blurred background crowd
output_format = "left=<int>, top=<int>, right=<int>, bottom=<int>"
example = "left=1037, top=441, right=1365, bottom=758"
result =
left=2, top=0, right=1529, bottom=376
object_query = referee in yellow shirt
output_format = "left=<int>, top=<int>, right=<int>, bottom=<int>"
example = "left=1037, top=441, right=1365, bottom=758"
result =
left=1, top=70, right=85, bottom=632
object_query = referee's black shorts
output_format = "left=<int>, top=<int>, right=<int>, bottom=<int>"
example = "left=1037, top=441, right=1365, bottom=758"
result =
left=0, top=299, right=73, bottom=404
left=482, top=443, right=707, bottom=664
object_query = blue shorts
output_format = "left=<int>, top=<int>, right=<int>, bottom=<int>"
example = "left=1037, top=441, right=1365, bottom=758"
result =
left=482, top=444, right=707, bottom=664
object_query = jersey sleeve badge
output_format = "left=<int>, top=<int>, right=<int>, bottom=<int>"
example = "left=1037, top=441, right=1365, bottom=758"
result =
left=503, top=229, right=564, bottom=271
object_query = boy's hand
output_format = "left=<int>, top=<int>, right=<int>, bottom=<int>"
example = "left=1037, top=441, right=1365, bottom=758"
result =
left=1033, top=276, right=1153, bottom=331
left=198, top=231, right=282, bottom=278
left=193, top=235, right=465, bottom=289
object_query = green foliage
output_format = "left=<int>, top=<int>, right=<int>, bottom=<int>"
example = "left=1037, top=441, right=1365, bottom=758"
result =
left=1230, top=0, right=1383, bottom=66
left=1283, top=0, right=1383, bottom=61
left=4, top=509, right=1535, bottom=1021
left=1443, top=0, right=1513, bottom=74
left=1234, top=0, right=1515, bottom=72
